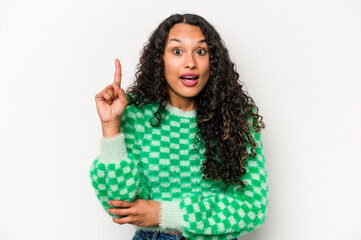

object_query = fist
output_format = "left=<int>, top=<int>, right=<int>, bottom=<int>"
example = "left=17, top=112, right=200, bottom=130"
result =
left=95, top=59, right=128, bottom=124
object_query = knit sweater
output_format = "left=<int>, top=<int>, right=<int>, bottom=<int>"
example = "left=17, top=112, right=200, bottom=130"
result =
left=90, top=101, right=268, bottom=240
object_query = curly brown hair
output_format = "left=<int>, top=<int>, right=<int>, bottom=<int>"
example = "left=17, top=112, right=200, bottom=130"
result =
left=127, top=13, right=265, bottom=188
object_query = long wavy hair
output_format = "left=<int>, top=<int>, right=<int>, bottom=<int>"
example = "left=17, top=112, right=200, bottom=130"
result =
left=127, top=13, right=265, bottom=189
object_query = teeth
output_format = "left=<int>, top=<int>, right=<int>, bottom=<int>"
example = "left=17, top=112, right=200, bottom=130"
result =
left=181, top=76, right=197, bottom=80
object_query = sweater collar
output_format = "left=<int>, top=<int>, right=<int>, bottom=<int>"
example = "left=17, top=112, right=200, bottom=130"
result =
left=165, top=103, right=196, bottom=118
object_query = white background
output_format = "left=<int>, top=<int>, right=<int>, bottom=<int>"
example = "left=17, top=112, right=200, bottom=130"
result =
left=1, top=0, right=360, bottom=239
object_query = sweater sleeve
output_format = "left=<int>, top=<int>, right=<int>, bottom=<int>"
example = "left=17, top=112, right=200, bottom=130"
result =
left=89, top=104, right=150, bottom=217
left=160, top=128, right=268, bottom=240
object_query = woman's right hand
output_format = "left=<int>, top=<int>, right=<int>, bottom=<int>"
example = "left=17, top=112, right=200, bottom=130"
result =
left=95, top=59, right=128, bottom=137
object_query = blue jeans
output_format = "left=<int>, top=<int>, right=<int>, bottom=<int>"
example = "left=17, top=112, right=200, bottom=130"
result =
left=132, top=230, right=237, bottom=240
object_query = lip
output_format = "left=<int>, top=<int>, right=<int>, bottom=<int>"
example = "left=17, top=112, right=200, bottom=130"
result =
left=180, top=73, right=199, bottom=78
left=180, top=78, right=198, bottom=87
left=180, top=73, right=199, bottom=87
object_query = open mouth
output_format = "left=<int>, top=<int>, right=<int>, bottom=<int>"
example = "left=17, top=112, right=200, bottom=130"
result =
left=180, top=76, right=199, bottom=81
left=180, top=74, right=199, bottom=81
left=180, top=74, right=199, bottom=87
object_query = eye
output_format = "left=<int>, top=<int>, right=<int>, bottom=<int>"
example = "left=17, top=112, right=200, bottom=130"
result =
left=197, top=49, right=207, bottom=55
left=172, top=49, right=182, bottom=55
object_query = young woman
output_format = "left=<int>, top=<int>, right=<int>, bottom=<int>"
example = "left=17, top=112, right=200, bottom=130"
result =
left=91, top=14, right=268, bottom=240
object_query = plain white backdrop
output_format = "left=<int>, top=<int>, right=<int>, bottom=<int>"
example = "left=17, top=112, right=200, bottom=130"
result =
left=1, top=0, right=360, bottom=239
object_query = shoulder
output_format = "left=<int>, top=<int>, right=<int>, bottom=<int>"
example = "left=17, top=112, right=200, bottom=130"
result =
left=122, top=95, right=159, bottom=122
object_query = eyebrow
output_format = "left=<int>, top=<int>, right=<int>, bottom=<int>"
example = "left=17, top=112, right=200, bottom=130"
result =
left=169, top=38, right=206, bottom=44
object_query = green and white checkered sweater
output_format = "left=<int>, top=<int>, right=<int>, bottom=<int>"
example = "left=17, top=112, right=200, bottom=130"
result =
left=90, top=101, right=268, bottom=240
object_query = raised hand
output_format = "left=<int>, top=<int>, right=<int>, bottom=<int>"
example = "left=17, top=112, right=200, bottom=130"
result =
left=95, top=59, right=128, bottom=137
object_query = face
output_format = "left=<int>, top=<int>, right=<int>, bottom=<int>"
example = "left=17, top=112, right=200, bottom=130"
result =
left=163, top=23, right=210, bottom=107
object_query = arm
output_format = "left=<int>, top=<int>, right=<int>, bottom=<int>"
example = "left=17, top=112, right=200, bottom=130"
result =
left=90, top=104, right=150, bottom=216
left=160, top=129, right=268, bottom=240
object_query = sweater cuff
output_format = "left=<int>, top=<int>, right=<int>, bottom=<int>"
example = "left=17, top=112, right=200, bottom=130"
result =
left=160, top=200, right=185, bottom=232
left=99, top=133, right=128, bottom=164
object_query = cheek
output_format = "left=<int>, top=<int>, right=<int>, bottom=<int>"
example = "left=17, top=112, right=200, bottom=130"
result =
left=201, top=67, right=211, bottom=87
left=164, top=63, right=178, bottom=77
left=203, top=66, right=211, bottom=80
left=200, top=60, right=210, bottom=74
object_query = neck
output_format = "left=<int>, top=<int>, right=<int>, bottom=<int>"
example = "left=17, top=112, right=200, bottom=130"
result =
left=168, top=96, right=196, bottom=112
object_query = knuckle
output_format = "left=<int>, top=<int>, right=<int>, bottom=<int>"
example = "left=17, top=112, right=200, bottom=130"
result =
left=103, top=93, right=110, bottom=99
left=131, top=208, right=138, bottom=215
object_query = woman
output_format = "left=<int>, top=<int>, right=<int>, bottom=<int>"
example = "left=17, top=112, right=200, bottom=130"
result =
left=90, top=13, right=268, bottom=240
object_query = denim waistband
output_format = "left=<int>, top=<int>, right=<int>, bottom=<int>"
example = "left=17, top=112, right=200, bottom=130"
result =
left=133, top=230, right=187, bottom=240
left=133, top=229, right=238, bottom=240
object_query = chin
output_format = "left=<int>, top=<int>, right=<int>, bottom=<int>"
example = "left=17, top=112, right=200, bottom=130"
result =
left=180, top=91, right=200, bottom=98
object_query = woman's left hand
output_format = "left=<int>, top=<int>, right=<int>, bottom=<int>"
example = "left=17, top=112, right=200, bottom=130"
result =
left=107, top=199, right=161, bottom=227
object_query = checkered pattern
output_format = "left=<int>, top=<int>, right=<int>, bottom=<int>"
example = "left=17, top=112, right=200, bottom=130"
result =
left=89, top=101, right=268, bottom=240
left=89, top=103, right=150, bottom=214
left=178, top=130, right=268, bottom=240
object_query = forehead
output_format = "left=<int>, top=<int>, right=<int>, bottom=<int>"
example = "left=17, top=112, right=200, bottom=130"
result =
left=167, top=23, right=205, bottom=41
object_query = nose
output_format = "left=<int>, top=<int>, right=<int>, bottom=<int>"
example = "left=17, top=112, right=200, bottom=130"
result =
left=184, top=53, right=197, bottom=69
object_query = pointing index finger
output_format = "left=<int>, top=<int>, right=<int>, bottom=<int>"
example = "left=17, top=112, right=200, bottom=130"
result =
left=114, top=58, right=122, bottom=87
